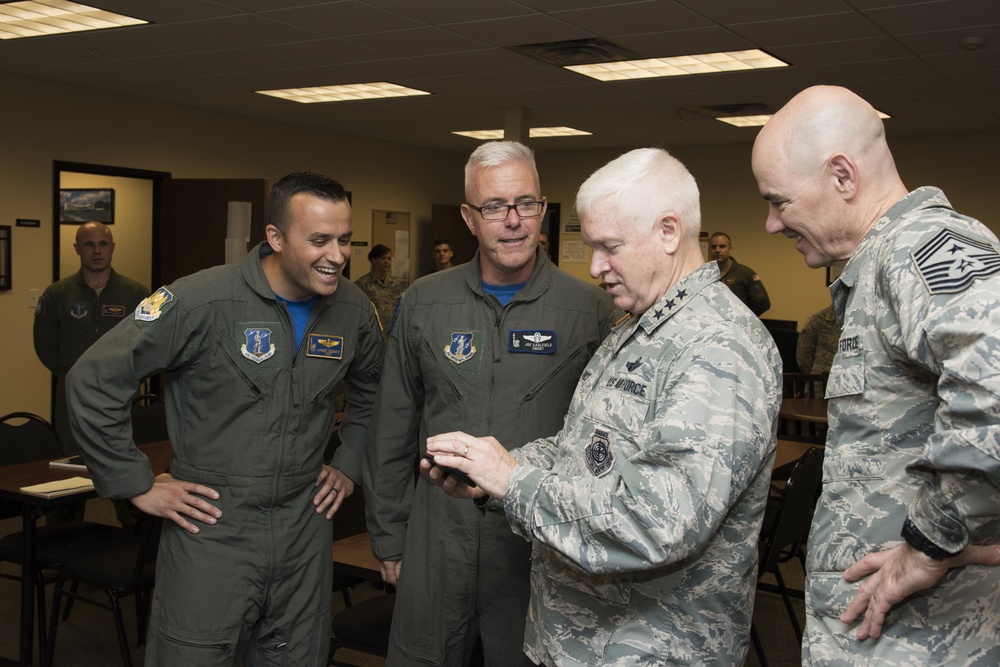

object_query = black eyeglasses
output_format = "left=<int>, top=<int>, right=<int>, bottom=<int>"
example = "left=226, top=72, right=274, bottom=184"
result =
left=467, top=200, right=545, bottom=221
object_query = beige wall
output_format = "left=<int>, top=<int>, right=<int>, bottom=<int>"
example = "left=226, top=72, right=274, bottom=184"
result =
left=0, top=71, right=465, bottom=418
left=538, top=135, right=1000, bottom=328
left=3, top=69, right=999, bottom=418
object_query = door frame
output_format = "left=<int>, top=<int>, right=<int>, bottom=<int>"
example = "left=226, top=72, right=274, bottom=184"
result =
left=52, top=160, right=171, bottom=287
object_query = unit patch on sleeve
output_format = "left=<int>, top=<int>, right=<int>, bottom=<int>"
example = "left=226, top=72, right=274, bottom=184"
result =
left=508, top=330, right=556, bottom=354
left=135, top=287, right=173, bottom=321
left=242, top=328, right=276, bottom=364
left=307, top=334, right=344, bottom=360
left=912, top=228, right=1000, bottom=294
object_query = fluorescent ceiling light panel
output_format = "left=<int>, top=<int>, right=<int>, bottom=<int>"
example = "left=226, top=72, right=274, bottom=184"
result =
left=0, top=1, right=146, bottom=40
left=256, top=82, right=431, bottom=103
left=565, top=49, right=788, bottom=81
left=452, top=127, right=592, bottom=139
left=716, top=109, right=891, bottom=128
left=716, top=115, right=772, bottom=127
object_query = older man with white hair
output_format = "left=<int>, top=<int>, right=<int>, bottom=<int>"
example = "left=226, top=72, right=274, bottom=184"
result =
left=426, top=147, right=781, bottom=666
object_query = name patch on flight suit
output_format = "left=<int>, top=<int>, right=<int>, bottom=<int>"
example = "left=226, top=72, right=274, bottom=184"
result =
left=586, top=428, right=615, bottom=477
left=135, top=287, right=173, bottom=322
left=508, top=330, right=556, bottom=354
left=912, top=228, right=1000, bottom=294
left=241, top=328, right=276, bottom=364
left=306, top=334, right=344, bottom=360
left=70, top=303, right=87, bottom=319
left=102, top=305, right=126, bottom=318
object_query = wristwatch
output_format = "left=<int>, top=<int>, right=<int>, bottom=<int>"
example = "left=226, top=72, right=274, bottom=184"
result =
left=901, top=517, right=961, bottom=560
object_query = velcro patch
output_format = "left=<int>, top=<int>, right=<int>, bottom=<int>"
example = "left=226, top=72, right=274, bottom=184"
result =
left=508, top=330, right=556, bottom=354
left=913, top=228, right=1000, bottom=294
left=102, top=305, right=126, bottom=318
left=306, top=334, right=343, bottom=360
left=135, top=287, right=173, bottom=321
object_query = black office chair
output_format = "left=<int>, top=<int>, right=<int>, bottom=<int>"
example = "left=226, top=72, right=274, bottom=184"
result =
left=328, top=593, right=395, bottom=666
left=0, top=412, right=133, bottom=666
left=751, top=446, right=824, bottom=667
left=47, top=512, right=163, bottom=667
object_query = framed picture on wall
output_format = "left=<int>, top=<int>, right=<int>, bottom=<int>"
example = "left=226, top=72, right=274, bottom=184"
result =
left=59, top=188, right=115, bottom=225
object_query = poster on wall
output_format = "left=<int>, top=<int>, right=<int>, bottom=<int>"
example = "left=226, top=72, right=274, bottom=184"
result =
left=59, top=188, right=115, bottom=224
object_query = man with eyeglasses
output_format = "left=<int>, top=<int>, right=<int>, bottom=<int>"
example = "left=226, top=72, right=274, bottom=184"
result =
left=367, top=141, right=621, bottom=667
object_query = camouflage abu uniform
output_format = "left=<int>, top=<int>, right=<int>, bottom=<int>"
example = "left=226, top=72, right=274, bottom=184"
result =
left=804, top=187, right=1000, bottom=665
left=503, top=262, right=781, bottom=666
left=353, top=271, right=403, bottom=333
left=796, top=305, right=840, bottom=375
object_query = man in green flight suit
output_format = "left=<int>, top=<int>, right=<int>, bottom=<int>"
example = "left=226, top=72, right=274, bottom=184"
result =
left=67, top=172, right=383, bottom=665
left=33, top=221, right=148, bottom=454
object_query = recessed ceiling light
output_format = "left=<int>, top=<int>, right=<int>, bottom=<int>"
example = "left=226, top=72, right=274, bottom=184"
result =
left=0, top=1, right=146, bottom=40
left=452, top=127, right=592, bottom=139
left=256, top=82, right=431, bottom=104
left=565, top=49, right=789, bottom=81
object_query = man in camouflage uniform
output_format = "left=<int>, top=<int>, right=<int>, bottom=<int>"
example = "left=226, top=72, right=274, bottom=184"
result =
left=753, top=85, right=1000, bottom=665
left=709, top=231, right=771, bottom=316
left=796, top=304, right=840, bottom=375
left=354, top=243, right=403, bottom=336
left=426, top=148, right=781, bottom=665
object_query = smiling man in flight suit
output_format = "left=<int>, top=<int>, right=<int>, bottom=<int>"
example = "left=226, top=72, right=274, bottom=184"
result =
left=67, top=172, right=383, bottom=666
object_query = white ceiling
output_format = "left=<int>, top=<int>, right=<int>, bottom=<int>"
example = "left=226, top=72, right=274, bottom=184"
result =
left=2, top=0, right=999, bottom=154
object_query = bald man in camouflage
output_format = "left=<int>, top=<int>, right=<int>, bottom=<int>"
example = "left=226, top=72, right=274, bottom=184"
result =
left=753, top=85, right=1000, bottom=665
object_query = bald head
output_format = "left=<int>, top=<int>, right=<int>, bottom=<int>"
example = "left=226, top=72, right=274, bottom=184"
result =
left=74, top=221, right=115, bottom=275
left=751, top=86, right=908, bottom=268
left=756, top=85, right=894, bottom=181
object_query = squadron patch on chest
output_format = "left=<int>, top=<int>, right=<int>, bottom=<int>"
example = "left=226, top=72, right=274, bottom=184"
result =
left=585, top=428, right=615, bottom=477
left=444, top=332, right=477, bottom=364
left=70, top=303, right=87, bottom=319
left=307, top=334, right=344, bottom=360
left=913, top=228, right=1000, bottom=294
left=508, top=330, right=556, bottom=354
left=135, top=287, right=173, bottom=322
left=241, top=328, right=276, bottom=364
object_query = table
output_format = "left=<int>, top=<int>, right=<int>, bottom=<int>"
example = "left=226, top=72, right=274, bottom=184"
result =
left=778, top=397, right=829, bottom=424
left=773, top=439, right=822, bottom=471
left=332, top=532, right=381, bottom=583
left=0, top=441, right=170, bottom=667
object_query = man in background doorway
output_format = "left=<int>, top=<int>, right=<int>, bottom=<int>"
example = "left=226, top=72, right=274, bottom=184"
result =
left=709, top=231, right=771, bottom=316
left=432, top=238, right=454, bottom=271
left=33, top=220, right=148, bottom=455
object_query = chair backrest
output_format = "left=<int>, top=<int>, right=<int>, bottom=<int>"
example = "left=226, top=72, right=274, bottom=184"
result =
left=759, top=446, right=824, bottom=576
left=782, top=372, right=828, bottom=399
left=130, top=394, right=168, bottom=445
left=0, top=412, right=63, bottom=465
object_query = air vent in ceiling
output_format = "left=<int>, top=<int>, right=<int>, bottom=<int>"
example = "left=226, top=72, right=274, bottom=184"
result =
left=692, top=103, right=774, bottom=119
left=508, top=38, right=642, bottom=67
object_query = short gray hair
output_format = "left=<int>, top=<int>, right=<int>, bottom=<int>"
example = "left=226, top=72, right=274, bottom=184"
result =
left=464, top=141, right=538, bottom=198
left=576, top=147, right=701, bottom=239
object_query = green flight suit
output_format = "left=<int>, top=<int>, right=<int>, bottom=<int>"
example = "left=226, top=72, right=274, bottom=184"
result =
left=367, top=249, right=620, bottom=667
left=67, top=242, right=383, bottom=666
left=33, top=268, right=148, bottom=454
